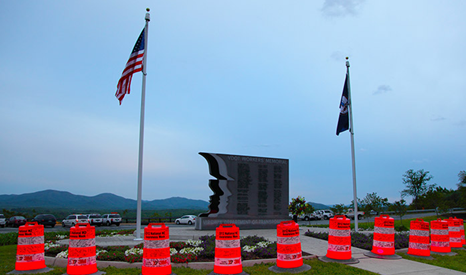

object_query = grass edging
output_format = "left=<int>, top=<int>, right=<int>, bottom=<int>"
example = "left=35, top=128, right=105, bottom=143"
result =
left=44, top=255, right=318, bottom=270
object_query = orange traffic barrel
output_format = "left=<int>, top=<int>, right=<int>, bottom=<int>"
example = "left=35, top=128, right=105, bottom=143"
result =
left=276, top=221, right=303, bottom=268
left=446, top=217, right=462, bottom=248
left=430, top=219, right=450, bottom=253
left=214, top=224, right=243, bottom=274
left=14, top=222, right=47, bottom=271
left=407, top=219, right=431, bottom=257
left=67, top=223, right=98, bottom=275
left=326, top=215, right=352, bottom=260
left=268, top=221, right=311, bottom=273
left=371, top=215, right=395, bottom=255
left=142, top=223, right=172, bottom=275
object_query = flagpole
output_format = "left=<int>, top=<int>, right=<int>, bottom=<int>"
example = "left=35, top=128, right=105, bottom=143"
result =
left=135, top=8, right=150, bottom=240
left=346, top=57, right=359, bottom=232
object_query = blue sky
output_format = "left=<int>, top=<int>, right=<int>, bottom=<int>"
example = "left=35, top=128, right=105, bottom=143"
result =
left=1, top=0, right=465, bottom=206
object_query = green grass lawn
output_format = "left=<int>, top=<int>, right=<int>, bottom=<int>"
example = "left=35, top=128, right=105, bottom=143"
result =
left=0, top=245, right=378, bottom=275
left=398, top=249, right=466, bottom=273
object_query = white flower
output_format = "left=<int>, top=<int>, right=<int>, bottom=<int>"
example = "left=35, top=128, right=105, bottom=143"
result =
left=256, top=241, right=271, bottom=248
left=179, top=247, right=204, bottom=256
left=44, top=242, right=61, bottom=251
left=56, top=235, right=68, bottom=240
left=170, top=248, right=178, bottom=256
left=242, top=245, right=257, bottom=252
left=124, top=248, right=143, bottom=257
left=96, top=250, right=108, bottom=256
left=186, top=239, right=202, bottom=247
left=56, top=250, right=68, bottom=258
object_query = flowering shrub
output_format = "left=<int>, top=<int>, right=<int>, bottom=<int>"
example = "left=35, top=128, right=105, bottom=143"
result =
left=186, top=239, right=202, bottom=247
left=179, top=247, right=204, bottom=255
left=56, top=250, right=68, bottom=258
left=124, top=247, right=143, bottom=257
left=44, top=242, right=62, bottom=251
left=289, top=196, right=307, bottom=217
left=171, top=253, right=197, bottom=263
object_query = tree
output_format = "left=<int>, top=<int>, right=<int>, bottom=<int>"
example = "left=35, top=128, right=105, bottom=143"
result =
left=361, top=192, right=389, bottom=216
left=457, top=171, right=466, bottom=209
left=389, top=199, right=407, bottom=226
left=330, top=203, right=348, bottom=215
left=401, top=169, right=434, bottom=209
left=304, top=203, right=315, bottom=215
left=289, top=196, right=307, bottom=221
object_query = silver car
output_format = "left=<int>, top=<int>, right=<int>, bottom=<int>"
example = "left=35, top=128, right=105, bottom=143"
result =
left=62, top=214, right=88, bottom=227
left=175, top=215, right=196, bottom=225
left=0, top=214, right=6, bottom=228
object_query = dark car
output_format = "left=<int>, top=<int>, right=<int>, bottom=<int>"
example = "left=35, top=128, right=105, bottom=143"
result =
left=32, top=214, right=57, bottom=228
left=7, top=216, right=27, bottom=227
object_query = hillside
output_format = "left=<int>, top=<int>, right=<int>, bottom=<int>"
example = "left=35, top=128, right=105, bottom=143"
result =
left=0, top=190, right=208, bottom=211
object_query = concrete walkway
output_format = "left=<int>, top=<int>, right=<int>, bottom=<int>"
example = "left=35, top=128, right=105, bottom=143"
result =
left=57, top=226, right=465, bottom=274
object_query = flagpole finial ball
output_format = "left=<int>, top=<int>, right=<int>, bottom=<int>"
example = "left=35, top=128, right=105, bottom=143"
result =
left=146, top=8, right=150, bottom=12
left=346, top=57, right=349, bottom=60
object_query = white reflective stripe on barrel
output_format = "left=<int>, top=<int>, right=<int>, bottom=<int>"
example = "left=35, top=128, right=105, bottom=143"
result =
left=448, top=227, right=460, bottom=232
left=431, top=229, right=449, bottom=235
left=327, top=244, right=351, bottom=252
left=143, top=257, right=171, bottom=267
left=16, top=253, right=45, bottom=262
left=69, top=239, right=96, bottom=248
left=409, top=242, right=430, bottom=250
left=431, top=241, right=449, bottom=247
left=216, top=239, right=240, bottom=248
left=277, top=251, right=302, bottom=261
left=328, top=229, right=350, bottom=237
left=409, top=229, right=429, bottom=237
left=67, top=257, right=97, bottom=266
left=144, top=239, right=170, bottom=249
left=374, top=227, right=395, bottom=235
left=277, top=236, right=300, bottom=244
left=373, top=240, right=394, bottom=248
left=214, top=257, right=242, bottom=266
left=450, top=237, right=462, bottom=243
left=18, top=236, right=44, bottom=245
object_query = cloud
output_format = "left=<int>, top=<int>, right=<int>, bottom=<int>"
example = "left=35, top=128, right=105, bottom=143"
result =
left=321, top=0, right=365, bottom=17
left=373, top=85, right=392, bottom=95
left=455, top=120, right=466, bottom=127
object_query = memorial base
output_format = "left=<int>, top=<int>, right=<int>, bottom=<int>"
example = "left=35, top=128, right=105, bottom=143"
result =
left=8, top=267, right=54, bottom=274
left=268, top=264, right=311, bottom=273
left=195, top=216, right=290, bottom=230
left=363, top=251, right=402, bottom=259
left=318, top=256, right=359, bottom=265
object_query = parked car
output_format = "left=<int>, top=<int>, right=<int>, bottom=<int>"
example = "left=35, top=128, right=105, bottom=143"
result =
left=31, top=214, right=57, bottom=228
left=175, top=215, right=196, bottom=225
left=300, top=212, right=318, bottom=221
left=62, top=214, right=88, bottom=227
left=0, top=214, right=6, bottom=228
left=345, top=209, right=365, bottom=220
left=315, top=210, right=334, bottom=220
left=86, top=214, right=103, bottom=226
left=7, top=216, right=27, bottom=227
left=102, top=213, right=122, bottom=226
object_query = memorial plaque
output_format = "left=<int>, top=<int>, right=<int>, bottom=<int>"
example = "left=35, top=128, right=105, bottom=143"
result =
left=195, top=152, right=289, bottom=230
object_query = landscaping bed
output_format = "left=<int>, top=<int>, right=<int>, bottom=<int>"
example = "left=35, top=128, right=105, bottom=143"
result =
left=44, top=233, right=280, bottom=264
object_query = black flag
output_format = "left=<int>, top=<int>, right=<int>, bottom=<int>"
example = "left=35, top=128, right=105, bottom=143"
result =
left=336, top=73, right=349, bottom=135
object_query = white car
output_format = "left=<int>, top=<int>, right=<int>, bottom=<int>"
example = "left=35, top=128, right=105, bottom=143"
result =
left=86, top=214, right=103, bottom=226
left=0, top=214, right=6, bottom=228
left=62, top=214, right=88, bottom=227
left=175, top=215, right=196, bottom=225
left=102, top=213, right=122, bottom=226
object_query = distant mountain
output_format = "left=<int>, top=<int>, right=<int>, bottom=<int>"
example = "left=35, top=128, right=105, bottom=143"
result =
left=0, top=189, right=330, bottom=212
left=309, top=202, right=331, bottom=210
left=0, top=190, right=208, bottom=211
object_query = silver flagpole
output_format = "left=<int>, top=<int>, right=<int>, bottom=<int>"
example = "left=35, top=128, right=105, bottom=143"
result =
left=135, top=8, right=150, bottom=240
left=346, top=57, right=359, bottom=232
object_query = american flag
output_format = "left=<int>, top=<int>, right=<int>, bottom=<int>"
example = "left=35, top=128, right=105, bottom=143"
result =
left=115, top=29, right=145, bottom=104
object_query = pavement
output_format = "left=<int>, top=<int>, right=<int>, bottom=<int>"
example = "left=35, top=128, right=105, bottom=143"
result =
left=56, top=226, right=466, bottom=274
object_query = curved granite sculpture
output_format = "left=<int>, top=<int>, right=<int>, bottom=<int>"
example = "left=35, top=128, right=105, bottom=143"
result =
left=196, top=152, right=289, bottom=230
